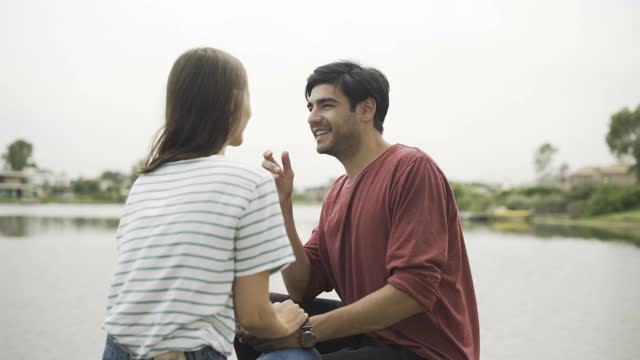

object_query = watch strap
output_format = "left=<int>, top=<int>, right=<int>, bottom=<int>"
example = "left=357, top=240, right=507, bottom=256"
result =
left=301, top=319, right=313, bottom=332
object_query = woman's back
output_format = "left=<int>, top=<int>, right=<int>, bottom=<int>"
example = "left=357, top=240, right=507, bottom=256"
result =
left=104, top=155, right=293, bottom=358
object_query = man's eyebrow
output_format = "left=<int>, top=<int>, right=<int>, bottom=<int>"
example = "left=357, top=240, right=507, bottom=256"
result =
left=307, top=97, right=338, bottom=109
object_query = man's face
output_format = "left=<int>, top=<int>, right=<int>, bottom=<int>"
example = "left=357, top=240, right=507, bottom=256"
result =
left=307, top=84, right=360, bottom=156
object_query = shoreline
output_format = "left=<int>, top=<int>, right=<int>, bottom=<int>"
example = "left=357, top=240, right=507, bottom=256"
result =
left=2, top=200, right=638, bottom=245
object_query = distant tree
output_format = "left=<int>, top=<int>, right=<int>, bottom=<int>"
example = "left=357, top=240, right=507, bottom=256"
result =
left=72, top=178, right=100, bottom=195
left=534, top=142, right=558, bottom=185
left=100, top=171, right=127, bottom=186
left=99, top=170, right=131, bottom=201
left=2, top=139, right=36, bottom=171
left=606, top=105, right=640, bottom=178
left=557, top=162, right=570, bottom=184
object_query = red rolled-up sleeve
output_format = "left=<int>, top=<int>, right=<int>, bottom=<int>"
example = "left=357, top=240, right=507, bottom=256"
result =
left=302, top=226, right=333, bottom=302
left=386, top=157, right=449, bottom=312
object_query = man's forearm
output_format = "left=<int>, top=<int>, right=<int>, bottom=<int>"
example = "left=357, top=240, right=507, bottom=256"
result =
left=310, top=284, right=424, bottom=342
left=279, top=200, right=311, bottom=301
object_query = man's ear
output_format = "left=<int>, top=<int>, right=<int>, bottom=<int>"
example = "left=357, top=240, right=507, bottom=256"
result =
left=358, top=98, right=377, bottom=124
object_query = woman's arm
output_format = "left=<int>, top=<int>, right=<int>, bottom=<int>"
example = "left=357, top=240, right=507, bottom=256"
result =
left=234, top=270, right=307, bottom=338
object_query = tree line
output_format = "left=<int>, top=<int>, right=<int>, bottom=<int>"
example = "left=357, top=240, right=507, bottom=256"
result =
left=3, top=103, right=639, bottom=207
left=453, top=103, right=640, bottom=217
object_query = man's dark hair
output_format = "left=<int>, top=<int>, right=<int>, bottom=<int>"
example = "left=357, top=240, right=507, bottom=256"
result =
left=305, top=61, right=390, bottom=133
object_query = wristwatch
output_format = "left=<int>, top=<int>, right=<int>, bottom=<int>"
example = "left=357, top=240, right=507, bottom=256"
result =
left=299, top=319, right=317, bottom=349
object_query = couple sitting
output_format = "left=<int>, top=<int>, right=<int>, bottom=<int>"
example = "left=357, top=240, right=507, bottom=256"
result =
left=102, top=47, right=479, bottom=360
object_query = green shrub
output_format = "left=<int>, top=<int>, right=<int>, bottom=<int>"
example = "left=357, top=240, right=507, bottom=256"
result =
left=451, top=183, right=495, bottom=212
left=519, top=186, right=564, bottom=197
left=566, top=184, right=598, bottom=202
left=533, top=194, right=568, bottom=213
left=567, top=201, right=588, bottom=218
left=582, top=185, right=640, bottom=216
left=504, top=194, right=535, bottom=210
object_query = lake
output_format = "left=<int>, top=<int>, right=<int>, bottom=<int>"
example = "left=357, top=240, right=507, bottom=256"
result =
left=0, top=204, right=638, bottom=360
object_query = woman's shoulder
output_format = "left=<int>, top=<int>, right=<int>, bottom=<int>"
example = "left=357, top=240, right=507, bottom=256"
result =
left=204, top=157, right=271, bottom=182
left=133, top=156, right=270, bottom=190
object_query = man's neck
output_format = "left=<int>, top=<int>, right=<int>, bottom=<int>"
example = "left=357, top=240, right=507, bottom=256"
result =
left=339, top=133, right=390, bottom=182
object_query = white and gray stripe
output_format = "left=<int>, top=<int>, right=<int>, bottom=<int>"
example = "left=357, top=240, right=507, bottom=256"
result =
left=103, top=155, right=294, bottom=359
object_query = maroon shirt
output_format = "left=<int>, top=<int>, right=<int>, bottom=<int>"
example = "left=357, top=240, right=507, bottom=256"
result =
left=303, top=144, right=480, bottom=360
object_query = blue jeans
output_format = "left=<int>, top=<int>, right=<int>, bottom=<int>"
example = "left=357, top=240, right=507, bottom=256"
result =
left=102, top=334, right=225, bottom=360
left=257, top=349, right=322, bottom=360
left=235, top=294, right=424, bottom=360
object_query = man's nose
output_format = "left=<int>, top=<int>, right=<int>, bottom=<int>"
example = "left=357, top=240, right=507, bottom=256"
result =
left=308, top=110, right=321, bottom=125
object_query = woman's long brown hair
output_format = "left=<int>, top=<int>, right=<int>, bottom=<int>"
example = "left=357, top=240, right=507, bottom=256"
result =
left=140, top=48, right=247, bottom=174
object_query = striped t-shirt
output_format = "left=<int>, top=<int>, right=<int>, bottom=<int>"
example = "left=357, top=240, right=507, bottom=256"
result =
left=103, top=155, right=294, bottom=359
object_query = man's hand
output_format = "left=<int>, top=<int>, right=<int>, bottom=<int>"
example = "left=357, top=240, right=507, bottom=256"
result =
left=262, top=150, right=294, bottom=204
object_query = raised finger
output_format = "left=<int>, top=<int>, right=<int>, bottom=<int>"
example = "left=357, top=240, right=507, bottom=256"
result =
left=281, top=151, right=292, bottom=173
left=262, top=159, right=282, bottom=174
left=263, top=150, right=278, bottom=163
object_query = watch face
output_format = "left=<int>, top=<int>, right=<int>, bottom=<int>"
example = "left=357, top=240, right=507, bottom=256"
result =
left=300, top=331, right=317, bottom=348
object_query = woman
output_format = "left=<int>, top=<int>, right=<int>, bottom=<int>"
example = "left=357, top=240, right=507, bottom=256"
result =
left=102, top=48, right=319, bottom=360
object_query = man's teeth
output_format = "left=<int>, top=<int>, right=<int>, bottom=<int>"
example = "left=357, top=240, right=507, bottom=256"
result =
left=314, top=129, right=330, bottom=136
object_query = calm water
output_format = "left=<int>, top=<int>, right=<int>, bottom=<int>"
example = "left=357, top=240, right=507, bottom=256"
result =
left=0, top=204, right=638, bottom=360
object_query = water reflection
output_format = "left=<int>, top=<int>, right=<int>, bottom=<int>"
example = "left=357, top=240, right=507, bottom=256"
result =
left=1, top=211, right=638, bottom=360
left=462, top=221, right=640, bottom=247
left=1, top=215, right=637, bottom=247
left=0, top=216, right=119, bottom=237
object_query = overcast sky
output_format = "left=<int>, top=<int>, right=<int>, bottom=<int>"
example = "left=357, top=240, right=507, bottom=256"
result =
left=2, top=0, right=639, bottom=188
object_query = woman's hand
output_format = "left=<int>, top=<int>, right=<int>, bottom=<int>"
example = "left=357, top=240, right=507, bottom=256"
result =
left=238, top=300, right=308, bottom=350
left=272, top=299, right=308, bottom=338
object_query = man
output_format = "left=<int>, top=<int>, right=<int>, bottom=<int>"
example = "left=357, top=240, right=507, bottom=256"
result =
left=236, top=61, right=480, bottom=360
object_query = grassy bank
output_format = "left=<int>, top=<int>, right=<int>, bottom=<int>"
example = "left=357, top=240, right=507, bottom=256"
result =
left=534, top=208, right=640, bottom=228
left=1, top=196, right=324, bottom=206
left=532, top=209, right=640, bottom=246
left=0, top=196, right=122, bottom=204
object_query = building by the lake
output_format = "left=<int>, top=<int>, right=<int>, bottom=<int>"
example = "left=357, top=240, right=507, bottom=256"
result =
left=0, top=168, right=71, bottom=199
left=568, top=163, right=637, bottom=186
